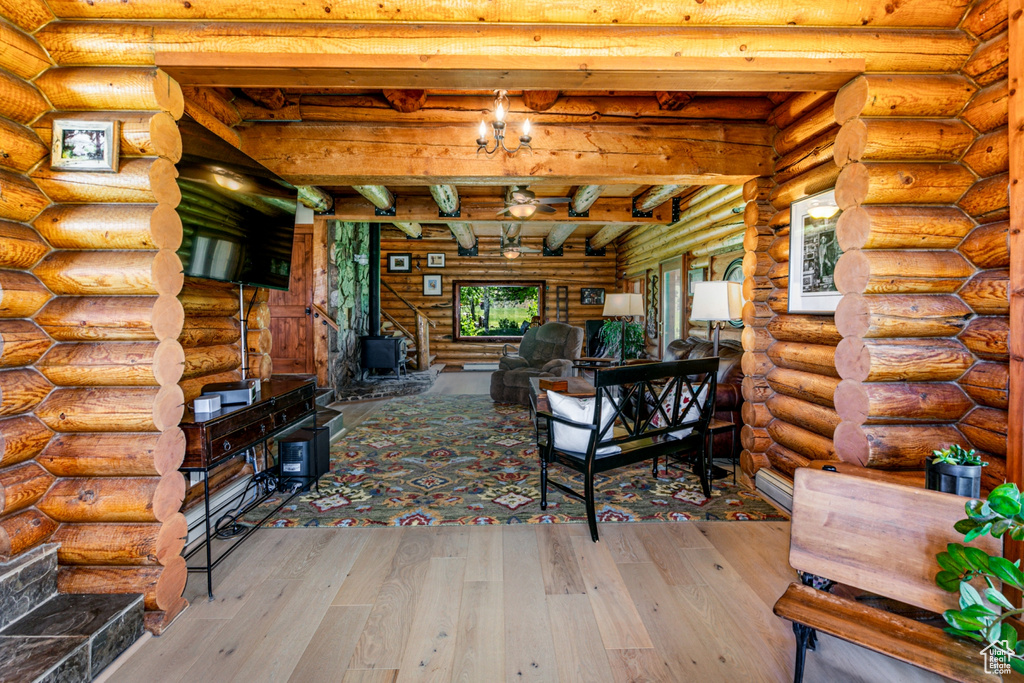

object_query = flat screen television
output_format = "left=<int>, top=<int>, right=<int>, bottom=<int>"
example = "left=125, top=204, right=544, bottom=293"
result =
left=174, top=115, right=297, bottom=291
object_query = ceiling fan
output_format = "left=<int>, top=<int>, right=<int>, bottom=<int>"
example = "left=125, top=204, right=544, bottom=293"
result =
left=496, top=186, right=571, bottom=219
left=500, top=226, right=542, bottom=260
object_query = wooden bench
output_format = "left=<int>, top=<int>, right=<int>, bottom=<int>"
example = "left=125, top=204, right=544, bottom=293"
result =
left=774, top=468, right=1003, bottom=682
left=537, top=358, right=718, bottom=542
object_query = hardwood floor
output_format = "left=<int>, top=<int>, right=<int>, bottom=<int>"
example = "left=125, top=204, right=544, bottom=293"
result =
left=102, top=377, right=943, bottom=682
left=104, top=523, right=941, bottom=683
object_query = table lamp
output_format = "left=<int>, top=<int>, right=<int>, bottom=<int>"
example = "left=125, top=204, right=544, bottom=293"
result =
left=690, top=281, right=743, bottom=356
left=602, top=293, right=644, bottom=364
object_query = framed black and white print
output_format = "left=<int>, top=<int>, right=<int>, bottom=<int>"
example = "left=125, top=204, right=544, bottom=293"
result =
left=387, top=253, right=412, bottom=272
left=50, top=120, right=120, bottom=172
left=427, top=253, right=445, bottom=268
left=788, top=189, right=843, bottom=314
left=423, top=274, right=442, bottom=296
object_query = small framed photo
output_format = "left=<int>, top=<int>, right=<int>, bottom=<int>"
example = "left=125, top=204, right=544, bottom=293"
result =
left=788, top=189, right=843, bottom=314
left=427, top=253, right=445, bottom=268
left=687, top=267, right=705, bottom=296
left=50, top=119, right=120, bottom=172
left=387, top=253, right=412, bottom=273
left=580, top=287, right=605, bottom=306
left=423, top=274, right=442, bottom=296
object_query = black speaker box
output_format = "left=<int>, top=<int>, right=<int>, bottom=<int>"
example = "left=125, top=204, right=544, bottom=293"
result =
left=278, top=426, right=330, bottom=490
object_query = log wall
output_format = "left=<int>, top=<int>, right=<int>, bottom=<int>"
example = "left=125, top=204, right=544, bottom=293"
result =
left=0, top=15, right=56, bottom=566
left=615, top=185, right=747, bottom=353
left=379, top=227, right=617, bottom=369
left=26, top=65, right=191, bottom=635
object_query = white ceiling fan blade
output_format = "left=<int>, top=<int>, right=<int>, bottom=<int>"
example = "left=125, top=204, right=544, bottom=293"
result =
left=536, top=197, right=571, bottom=204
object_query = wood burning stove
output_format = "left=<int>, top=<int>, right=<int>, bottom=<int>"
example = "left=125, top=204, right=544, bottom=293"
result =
left=360, top=335, right=407, bottom=379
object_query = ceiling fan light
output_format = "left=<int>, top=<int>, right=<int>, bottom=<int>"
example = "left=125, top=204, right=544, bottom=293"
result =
left=503, top=246, right=521, bottom=259
left=807, top=201, right=840, bottom=220
left=507, top=203, right=536, bottom=218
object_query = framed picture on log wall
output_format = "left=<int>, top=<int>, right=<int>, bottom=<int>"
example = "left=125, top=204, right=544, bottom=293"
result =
left=423, top=274, right=442, bottom=296
left=687, top=267, right=705, bottom=296
left=50, top=119, right=120, bottom=172
left=788, top=189, right=843, bottom=314
left=580, top=288, right=605, bottom=306
left=387, top=253, right=412, bottom=272
left=427, top=253, right=445, bottom=268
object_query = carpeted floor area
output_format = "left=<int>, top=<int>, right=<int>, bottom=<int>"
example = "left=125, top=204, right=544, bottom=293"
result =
left=242, top=394, right=786, bottom=527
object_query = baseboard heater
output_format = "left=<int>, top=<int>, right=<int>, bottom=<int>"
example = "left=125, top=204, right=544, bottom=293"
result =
left=184, top=474, right=254, bottom=546
left=755, top=468, right=794, bottom=514
left=462, top=362, right=499, bottom=371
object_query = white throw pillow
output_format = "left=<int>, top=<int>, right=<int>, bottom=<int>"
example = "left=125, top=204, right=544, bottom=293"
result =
left=650, top=382, right=709, bottom=439
left=546, top=390, right=622, bottom=456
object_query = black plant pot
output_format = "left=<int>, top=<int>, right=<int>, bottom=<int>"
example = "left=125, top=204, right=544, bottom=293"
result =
left=925, top=460, right=982, bottom=498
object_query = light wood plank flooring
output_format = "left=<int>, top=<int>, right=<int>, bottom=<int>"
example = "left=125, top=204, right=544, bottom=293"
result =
left=103, top=375, right=943, bottom=682
left=104, top=523, right=940, bottom=683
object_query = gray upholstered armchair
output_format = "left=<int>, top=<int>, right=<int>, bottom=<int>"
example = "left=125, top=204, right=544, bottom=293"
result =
left=489, top=322, right=585, bottom=404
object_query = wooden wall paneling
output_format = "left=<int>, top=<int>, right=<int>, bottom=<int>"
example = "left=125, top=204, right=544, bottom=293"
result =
left=380, top=233, right=616, bottom=369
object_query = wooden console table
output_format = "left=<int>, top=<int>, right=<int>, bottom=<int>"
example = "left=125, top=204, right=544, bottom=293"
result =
left=179, top=378, right=316, bottom=599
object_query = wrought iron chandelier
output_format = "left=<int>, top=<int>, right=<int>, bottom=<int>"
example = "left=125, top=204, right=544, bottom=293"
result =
left=477, top=90, right=532, bottom=156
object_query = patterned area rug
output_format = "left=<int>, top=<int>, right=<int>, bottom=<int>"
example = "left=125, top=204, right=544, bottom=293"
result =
left=241, top=395, right=786, bottom=527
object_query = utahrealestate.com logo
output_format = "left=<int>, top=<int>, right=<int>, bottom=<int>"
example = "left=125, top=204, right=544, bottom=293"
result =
left=981, top=640, right=1020, bottom=675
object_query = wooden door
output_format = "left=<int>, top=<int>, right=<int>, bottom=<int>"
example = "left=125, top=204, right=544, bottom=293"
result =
left=269, top=227, right=313, bottom=374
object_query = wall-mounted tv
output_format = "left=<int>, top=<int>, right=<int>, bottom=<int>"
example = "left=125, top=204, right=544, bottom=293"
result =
left=175, top=115, right=297, bottom=291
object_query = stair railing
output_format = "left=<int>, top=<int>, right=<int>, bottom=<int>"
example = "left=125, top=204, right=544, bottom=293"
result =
left=381, top=280, right=435, bottom=370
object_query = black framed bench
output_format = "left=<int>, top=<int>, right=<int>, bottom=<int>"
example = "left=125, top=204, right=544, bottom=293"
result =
left=536, top=358, right=718, bottom=542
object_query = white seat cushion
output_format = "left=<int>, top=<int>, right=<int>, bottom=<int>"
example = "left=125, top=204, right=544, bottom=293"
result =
left=546, top=390, right=622, bottom=456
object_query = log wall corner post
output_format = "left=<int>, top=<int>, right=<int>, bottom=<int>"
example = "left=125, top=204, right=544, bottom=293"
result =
left=29, top=64, right=192, bottom=635
left=744, top=91, right=844, bottom=480
left=1005, top=0, right=1023, bottom=498
left=739, top=176, right=777, bottom=488
left=0, top=13, right=57, bottom=567
left=829, top=64, right=1007, bottom=487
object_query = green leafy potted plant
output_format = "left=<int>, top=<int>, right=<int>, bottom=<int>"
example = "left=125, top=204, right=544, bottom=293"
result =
left=926, top=444, right=987, bottom=498
left=936, top=482, right=1024, bottom=673
left=599, top=320, right=644, bottom=361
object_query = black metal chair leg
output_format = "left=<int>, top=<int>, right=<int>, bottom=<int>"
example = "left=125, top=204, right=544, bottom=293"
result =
left=651, top=455, right=659, bottom=478
left=584, top=471, right=599, bottom=542
left=696, top=439, right=712, bottom=499
left=540, top=458, right=548, bottom=510
left=792, top=623, right=815, bottom=683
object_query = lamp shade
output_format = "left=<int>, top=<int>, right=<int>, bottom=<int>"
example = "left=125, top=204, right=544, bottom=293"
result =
left=602, top=293, right=644, bottom=317
left=691, top=281, right=742, bottom=321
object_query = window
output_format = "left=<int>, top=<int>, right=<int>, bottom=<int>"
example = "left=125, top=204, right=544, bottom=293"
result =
left=453, top=281, right=545, bottom=342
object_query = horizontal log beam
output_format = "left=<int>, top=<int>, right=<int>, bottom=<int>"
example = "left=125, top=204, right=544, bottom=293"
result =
left=38, top=429, right=185, bottom=477
left=325, top=196, right=675, bottom=226
left=242, top=121, right=772, bottom=186
left=40, top=0, right=973, bottom=27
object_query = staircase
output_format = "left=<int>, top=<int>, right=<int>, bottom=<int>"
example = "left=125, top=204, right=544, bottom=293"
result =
left=381, top=280, right=437, bottom=371
left=0, top=544, right=144, bottom=682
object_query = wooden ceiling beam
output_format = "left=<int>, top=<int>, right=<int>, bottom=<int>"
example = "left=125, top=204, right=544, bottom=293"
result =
left=634, top=184, right=689, bottom=212
left=241, top=87, right=287, bottom=110
left=429, top=185, right=459, bottom=214
left=155, top=54, right=867, bottom=91
left=324, top=196, right=675, bottom=225
left=240, top=121, right=772, bottom=186
left=447, top=222, right=476, bottom=250
left=522, top=90, right=560, bottom=112
left=590, top=224, right=634, bottom=249
left=382, top=88, right=426, bottom=113
left=571, top=185, right=604, bottom=214
left=41, top=0, right=972, bottom=27
left=248, top=94, right=776, bottom=124
left=350, top=184, right=421, bottom=237
left=296, top=185, right=332, bottom=212
left=545, top=224, right=579, bottom=251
